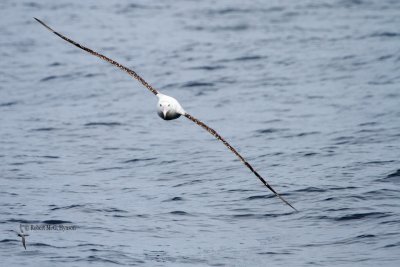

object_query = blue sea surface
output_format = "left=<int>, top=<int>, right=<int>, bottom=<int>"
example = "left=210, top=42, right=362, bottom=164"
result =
left=1, top=0, right=400, bottom=266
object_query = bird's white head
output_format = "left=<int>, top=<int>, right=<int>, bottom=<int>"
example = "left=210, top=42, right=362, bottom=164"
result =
left=156, top=93, right=185, bottom=120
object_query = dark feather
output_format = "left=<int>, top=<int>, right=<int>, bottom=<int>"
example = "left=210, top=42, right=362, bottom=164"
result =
left=34, top=18, right=159, bottom=96
left=21, top=236, right=26, bottom=250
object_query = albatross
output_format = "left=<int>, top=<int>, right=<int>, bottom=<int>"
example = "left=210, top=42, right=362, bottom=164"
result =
left=34, top=18, right=297, bottom=211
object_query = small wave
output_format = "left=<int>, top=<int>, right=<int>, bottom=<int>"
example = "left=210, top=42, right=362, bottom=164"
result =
left=182, top=81, right=214, bottom=88
left=383, top=241, right=400, bottom=248
left=232, top=213, right=257, bottom=219
left=124, top=3, right=147, bottom=9
left=338, top=0, right=365, bottom=7
left=361, top=160, right=395, bottom=165
left=112, top=214, right=129, bottom=218
left=294, top=187, right=326, bottom=193
left=40, top=75, right=58, bottom=82
left=234, top=55, right=265, bottom=61
left=207, top=7, right=250, bottom=15
left=144, top=250, right=169, bottom=262
left=32, top=242, right=54, bottom=247
left=296, top=131, right=320, bottom=137
left=324, top=195, right=366, bottom=202
left=0, top=101, right=18, bottom=107
left=123, top=157, right=157, bottom=164
left=369, top=32, right=400, bottom=38
left=377, top=54, right=393, bottom=61
left=322, top=197, right=338, bottom=201
left=0, top=239, right=15, bottom=243
left=31, top=127, right=59, bottom=132
left=77, top=243, right=106, bottom=248
left=48, top=62, right=62, bottom=67
left=84, top=122, right=123, bottom=127
left=232, top=212, right=293, bottom=219
left=6, top=219, right=39, bottom=224
left=219, top=55, right=267, bottom=63
left=227, top=188, right=254, bottom=192
left=39, top=72, right=78, bottom=82
left=246, top=194, right=272, bottom=200
left=40, top=155, right=59, bottom=159
left=81, top=184, right=97, bottom=187
left=213, top=24, right=249, bottom=31
left=116, top=3, right=150, bottom=14
left=135, top=214, right=149, bottom=218
left=195, top=89, right=217, bottom=96
left=335, top=212, right=390, bottom=221
left=50, top=204, right=84, bottom=211
left=325, top=208, right=353, bottom=212
left=85, top=248, right=101, bottom=252
left=164, top=196, right=184, bottom=202
left=42, top=220, right=72, bottom=224
left=356, top=128, right=382, bottom=133
left=169, top=210, right=191, bottom=216
left=84, top=73, right=101, bottom=78
left=303, top=152, right=318, bottom=157
left=96, top=166, right=124, bottom=171
left=190, top=65, right=225, bottom=71
left=386, top=169, right=400, bottom=179
left=257, top=251, right=292, bottom=255
left=159, top=160, right=178, bottom=164
left=332, top=135, right=355, bottom=145
left=10, top=161, right=44, bottom=166
left=358, top=121, right=378, bottom=127
left=173, top=179, right=203, bottom=187
left=24, top=2, right=41, bottom=8
left=256, top=128, right=287, bottom=134
left=327, top=233, right=377, bottom=246
left=100, top=208, right=128, bottom=213
left=356, top=234, right=375, bottom=239
left=86, top=255, right=121, bottom=265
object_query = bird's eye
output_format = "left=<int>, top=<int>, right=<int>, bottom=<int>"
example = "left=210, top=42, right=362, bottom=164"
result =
left=159, top=104, right=162, bottom=107
left=168, top=104, right=170, bottom=107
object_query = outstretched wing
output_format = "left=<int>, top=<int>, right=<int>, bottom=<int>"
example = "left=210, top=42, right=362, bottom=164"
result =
left=21, top=236, right=26, bottom=250
left=34, top=18, right=296, bottom=211
left=34, top=18, right=159, bottom=96
left=184, top=113, right=297, bottom=211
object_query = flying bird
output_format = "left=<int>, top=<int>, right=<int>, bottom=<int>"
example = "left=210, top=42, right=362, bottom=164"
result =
left=34, top=18, right=297, bottom=211
left=15, top=224, right=29, bottom=250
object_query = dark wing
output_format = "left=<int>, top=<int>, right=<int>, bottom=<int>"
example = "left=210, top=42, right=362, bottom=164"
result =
left=34, top=18, right=159, bottom=96
left=184, top=113, right=297, bottom=211
left=21, top=236, right=26, bottom=250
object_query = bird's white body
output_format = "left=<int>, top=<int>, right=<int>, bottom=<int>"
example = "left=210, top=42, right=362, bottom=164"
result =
left=157, top=93, right=186, bottom=120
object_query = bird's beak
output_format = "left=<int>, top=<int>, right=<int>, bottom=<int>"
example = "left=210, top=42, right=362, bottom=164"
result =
left=163, top=108, right=167, bottom=119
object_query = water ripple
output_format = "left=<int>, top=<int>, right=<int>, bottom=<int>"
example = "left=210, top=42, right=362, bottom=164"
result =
left=1, top=0, right=400, bottom=266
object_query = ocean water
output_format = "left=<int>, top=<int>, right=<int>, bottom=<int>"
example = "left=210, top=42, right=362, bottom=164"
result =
left=1, top=0, right=400, bottom=266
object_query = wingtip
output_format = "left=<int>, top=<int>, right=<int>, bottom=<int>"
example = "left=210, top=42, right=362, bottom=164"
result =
left=33, top=17, right=48, bottom=28
left=262, top=182, right=298, bottom=211
left=278, top=194, right=298, bottom=212
left=33, top=17, right=44, bottom=26
left=33, top=18, right=55, bottom=33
